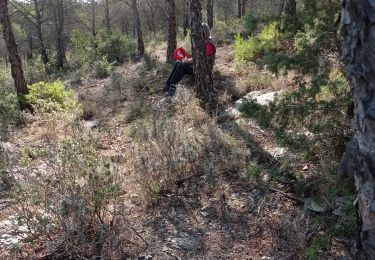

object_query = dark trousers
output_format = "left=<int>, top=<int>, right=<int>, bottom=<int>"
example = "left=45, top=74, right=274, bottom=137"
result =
left=166, top=61, right=194, bottom=87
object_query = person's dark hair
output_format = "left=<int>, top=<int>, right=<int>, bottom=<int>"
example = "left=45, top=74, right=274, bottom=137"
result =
left=202, top=23, right=211, bottom=39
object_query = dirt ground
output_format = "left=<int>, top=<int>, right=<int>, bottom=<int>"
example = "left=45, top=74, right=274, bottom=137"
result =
left=0, top=45, right=352, bottom=259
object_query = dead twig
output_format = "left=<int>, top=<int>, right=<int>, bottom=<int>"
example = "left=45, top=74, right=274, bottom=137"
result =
left=268, top=187, right=303, bottom=203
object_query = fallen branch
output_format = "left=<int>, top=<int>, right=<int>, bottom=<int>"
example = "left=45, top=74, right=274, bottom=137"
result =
left=268, top=187, right=303, bottom=203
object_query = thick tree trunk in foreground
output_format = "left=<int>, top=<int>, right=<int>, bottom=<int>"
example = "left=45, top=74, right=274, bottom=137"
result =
left=206, top=0, right=214, bottom=29
left=341, top=0, right=375, bottom=258
left=0, top=0, right=29, bottom=108
left=132, top=0, right=144, bottom=56
left=166, top=0, right=176, bottom=64
left=190, top=0, right=213, bottom=103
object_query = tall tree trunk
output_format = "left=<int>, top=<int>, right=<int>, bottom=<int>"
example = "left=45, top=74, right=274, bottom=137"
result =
left=131, top=0, right=144, bottom=56
left=284, top=0, right=296, bottom=16
left=241, top=0, right=247, bottom=17
left=33, top=0, right=49, bottom=65
left=206, top=0, right=214, bottom=29
left=166, top=0, right=176, bottom=64
left=0, top=0, right=29, bottom=110
left=237, top=0, right=242, bottom=18
left=91, top=0, right=96, bottom=37
left=52, top=0, right=66, bottom=70
left=341, top=0, right=375, bottom=258
left=183, top=0, right=189, bottom=37
left=104, top=0, right=110, bottom=31
left=190, top=0, right=213, bottom=103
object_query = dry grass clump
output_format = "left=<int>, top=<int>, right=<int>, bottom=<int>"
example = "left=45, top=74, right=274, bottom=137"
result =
left=11, top=135, right=142, bottom=259
left=131, top=87, right=251, bottom=199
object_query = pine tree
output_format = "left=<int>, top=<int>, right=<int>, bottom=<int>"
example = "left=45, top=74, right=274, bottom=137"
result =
left=0, top=0, right=29, bottom=110
left=166, top=0, right=176, bottom=63
left=190, top=0, right=213, bottom=103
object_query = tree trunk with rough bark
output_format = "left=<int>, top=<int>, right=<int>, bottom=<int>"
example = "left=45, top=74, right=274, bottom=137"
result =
left=341, top=0, right=375, bottom=258
left=166, top=0, right=176, bottom=64
left=131, top=0, right=144, bottom=56
left=183, top=0, right=189, bottom=37
left=190, top=0, right=213, bottom=103
left=91, top=0, right=96, bottom=37
left=52, top=0, right=66, bottom=70
left=206, top=0, right=214, bottom=29
left=104, top=0, right=110, bottom=31
left=0, top=0, right=29, bottom=110
left=237, top=0, right=242, bottom=18
left=32, top=0, right=49, bottom=65
left=242, top=0, right=247, bottom=17
left=284, top=0, right=296, bottom=16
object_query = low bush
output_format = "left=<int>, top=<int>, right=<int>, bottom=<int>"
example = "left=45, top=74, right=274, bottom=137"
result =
left=234, top=34, right=262, bottom=62
left=93, top=56, right=112, bottom=79
left=13, top=138, right=137, bottom=258
left=244, top=13, right=259, bottom=35
left=234, top=22, right=281, bottom=62
left=23, top=58, right=49, bottom=84
left=26, top=81, right=79, bottom=113
left=133, top=88, right=251, bottom=199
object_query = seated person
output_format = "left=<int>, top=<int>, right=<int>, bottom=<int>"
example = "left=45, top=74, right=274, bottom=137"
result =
left=164, top=23, right=216, bottom=96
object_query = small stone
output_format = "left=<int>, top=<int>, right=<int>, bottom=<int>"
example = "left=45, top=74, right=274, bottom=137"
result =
left=304, top=198, right=329, bottom=213
left=171, top=232, right=199, bottom=250
left=130, top=194, right=139, bottom=199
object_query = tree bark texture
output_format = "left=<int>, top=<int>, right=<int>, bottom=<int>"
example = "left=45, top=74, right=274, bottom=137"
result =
left=166, top=0, right=176, bottom=64
left=52, top=0, right=66, bottom=70
left=131, top=0, right=144, bottom=56
left=284, top=0, right=296, bottom=16
left=237, top=0, right=242, bottom=18
left=183, top=0, right=189, bottom=37
left=32, top=0, right=49, bottom=65
left=341, top=0, right=375, bottom=258
left=104, top=0, right=110, bottom=30
left=0, top=0, right=28, bottom=96
left=241, top=0, right=247, bottom=17
left=206, top=0, right=214, bottom=29
left=91, top=0, right=96, bottom=37
left=190, top=0, right=213, bottom=103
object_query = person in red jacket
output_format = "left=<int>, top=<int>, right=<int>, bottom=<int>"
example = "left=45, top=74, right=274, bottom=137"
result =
left=164, top=23, right=216, bottom=96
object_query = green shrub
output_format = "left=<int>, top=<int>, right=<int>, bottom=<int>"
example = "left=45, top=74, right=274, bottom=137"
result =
left=234, top=34, right=262, bottom=61
left=257, top=22, right=281, bottom=50
left=97, top=30, right=136, bottom=64
left=70, top=30, right=136, bottom=67
left=23, top=58, right=48, bottom=84
left=234, top=22, right=281, bottom=62
left=26, top=81, right=78, bottom=112
left=243, top=161, right=263, bottom=182
left=0, top=89, right=19, bottom=137
left=93, top=56, right=112, bottom=79
left=244, top=13, right=259, bottom=35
